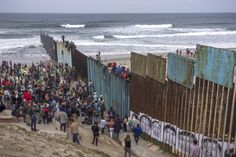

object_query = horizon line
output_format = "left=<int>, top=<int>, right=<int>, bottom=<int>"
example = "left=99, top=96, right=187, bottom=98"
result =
left=0, top=11, right=235, bottom=14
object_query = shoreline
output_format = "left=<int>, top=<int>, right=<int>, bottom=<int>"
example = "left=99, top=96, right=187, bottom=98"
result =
left=100, top=54, right=131, bottom=68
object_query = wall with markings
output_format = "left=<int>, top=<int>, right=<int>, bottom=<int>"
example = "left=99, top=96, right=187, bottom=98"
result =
left=131, top=48, right=236, bottom=157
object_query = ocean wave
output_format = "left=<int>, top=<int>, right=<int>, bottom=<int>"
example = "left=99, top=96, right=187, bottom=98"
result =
left=93, top=36, right=104, bottom=39
left=61, top=24, right=85, bottom=28
left=93, top=35, right=115, bottom=39
left=170, top=28, right=226, bottom=32
left=0, top=36, right=40, bottom=52
left=112, top=30, right=236, bottom=39
left=134, top=24, right=173, bottom=29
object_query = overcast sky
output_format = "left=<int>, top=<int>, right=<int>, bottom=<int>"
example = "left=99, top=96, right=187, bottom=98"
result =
left=0, top=0, right=235, bottom=13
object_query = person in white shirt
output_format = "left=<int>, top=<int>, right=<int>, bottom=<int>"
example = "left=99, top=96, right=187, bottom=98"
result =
left=99, top=116, right=106, bottom=134
left=190, top=139, right=200, bottom=157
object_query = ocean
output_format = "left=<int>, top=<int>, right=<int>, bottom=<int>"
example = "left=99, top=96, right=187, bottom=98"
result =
left=0, top=13, right=236, bottom=61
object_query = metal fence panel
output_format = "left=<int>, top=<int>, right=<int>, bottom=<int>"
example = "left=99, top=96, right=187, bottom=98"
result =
left=131, top=76, right=236, bottom=156
left=71, top=49, right=88, bottom=82
left=147, top=53, right=166, bottom=84
left=87, top=57, right=130, bottom=118
left=56, top=42, right=72, bottom=67
left=195, top=45, right=235, bottom=88
left=167, top=53, right=194, bottom=88
left=130, top=73, right=166, bottom=121
left=40, top=34, right=57, bottom=61
left=131, top=52, right=147, bottom=77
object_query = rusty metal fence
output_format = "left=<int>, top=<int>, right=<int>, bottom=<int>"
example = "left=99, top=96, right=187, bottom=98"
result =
left=71, top=48, right=88, bottom=82
left=131, top=47, right=236, bottom=157
left=41, top=34, right=236, bottom=157
left=40, top=34, right=57, bottom=61
left=40, top=34, right=88, bottom=82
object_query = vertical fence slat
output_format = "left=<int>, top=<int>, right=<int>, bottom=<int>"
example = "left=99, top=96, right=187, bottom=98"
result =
left=222, top=88, right=231, bottom=156
left=228, top=83, right=236, bottom=153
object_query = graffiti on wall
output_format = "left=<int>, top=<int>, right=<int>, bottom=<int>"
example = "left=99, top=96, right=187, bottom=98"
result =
left=130, top=111, right=235, bottom=157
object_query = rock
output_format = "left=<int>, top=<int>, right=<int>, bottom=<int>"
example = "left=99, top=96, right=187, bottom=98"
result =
left=52, top=151, right=60, bottom=156
left=64, top=153, right=73, bottom=157
left=24, top=138, right=32, bottom=142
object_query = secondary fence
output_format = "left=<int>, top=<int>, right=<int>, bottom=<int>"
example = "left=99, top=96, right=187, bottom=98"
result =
left=40, top=34, right=129, bottom=117
left=87, top=57, right=130, bottom=118
left=40, top=34, right=57, bottom=61
left=40, top=34, right=88, bottom=83
left=72, top=48, right=88, bottom=82
left=130, top=45, right=236, bottom=157
left=41, top=34, right=236, bottom=157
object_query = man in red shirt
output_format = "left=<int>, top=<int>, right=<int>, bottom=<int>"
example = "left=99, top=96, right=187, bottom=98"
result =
left=23, top=90, right=32, bottom=102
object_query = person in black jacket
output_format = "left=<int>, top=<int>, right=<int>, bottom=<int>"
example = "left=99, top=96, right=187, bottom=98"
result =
left=91, top=122, right=99, bottom=146
left=124, top=134, right=131, bottom=157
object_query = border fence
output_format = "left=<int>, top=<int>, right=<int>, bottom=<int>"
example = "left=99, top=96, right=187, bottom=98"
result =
left=40, top=34, right=130, bottom=118
left=130, top=46, right=236, bottom=157
left=41, top=34, right=236, bottom=157
left=87, top=57, right=130, bottom=118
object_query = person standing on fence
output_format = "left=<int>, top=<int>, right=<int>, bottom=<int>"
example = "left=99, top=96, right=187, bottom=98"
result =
left=190, top=139, right=200, bottom=157
left=96, top=51, right=101, bottom=62
left=133, top=124, right=142, bottom=144
left=124, top=134, right=131, bottom=157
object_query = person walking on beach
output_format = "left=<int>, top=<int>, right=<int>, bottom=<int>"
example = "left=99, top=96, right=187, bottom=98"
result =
left=70, top=119, right=80, bottom=144
left=133, top=124, right=142, bottom=144
left=99, top=116, right=106, bottom=134
left=3, top=88, right=11, bottom=109
left=190, top=139, right=200, bottom=157
left=91, top=122, right=100, bottom=146
left=124, top=134, right=131, bottom=157
left=29, top=105, right=38, bottom=131
left=58, top=109, right=68, bottom=132
left=114, top=114, right=122, bottom=140
left=108, top=118, right=115, bottom=138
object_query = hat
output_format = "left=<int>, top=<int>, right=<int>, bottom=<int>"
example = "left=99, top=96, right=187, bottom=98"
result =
left=100, top=95, right=102, bottom=97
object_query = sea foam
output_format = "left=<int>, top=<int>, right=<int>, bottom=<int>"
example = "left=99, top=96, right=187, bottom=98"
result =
left=134, top=24, right=173, bottom=29
left=112, top=30, right=236, bottom=39
left=61, top=24, right=85, bottom=28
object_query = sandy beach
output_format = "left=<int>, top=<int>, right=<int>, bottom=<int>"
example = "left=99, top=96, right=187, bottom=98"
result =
left=0, top=110, right=125, bottom=157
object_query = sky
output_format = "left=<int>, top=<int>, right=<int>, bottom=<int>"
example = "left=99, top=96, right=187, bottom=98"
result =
left=0, top=0, right=235, bottom=13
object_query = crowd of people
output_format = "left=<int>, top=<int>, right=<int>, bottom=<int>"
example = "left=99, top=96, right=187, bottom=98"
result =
left=176, top=48, right=196, bottom=58
left=0, top=60, right=142, bottom=157
left=0, top=60, right=81, bottom=131
left=107, top=62, right=131, bottom=80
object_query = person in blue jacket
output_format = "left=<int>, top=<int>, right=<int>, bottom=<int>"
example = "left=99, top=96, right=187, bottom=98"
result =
left=133, top=124, right=142, bottom=144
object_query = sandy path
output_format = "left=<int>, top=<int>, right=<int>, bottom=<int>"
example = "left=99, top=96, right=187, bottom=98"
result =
left=0, top=115, right=125, bottom=157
